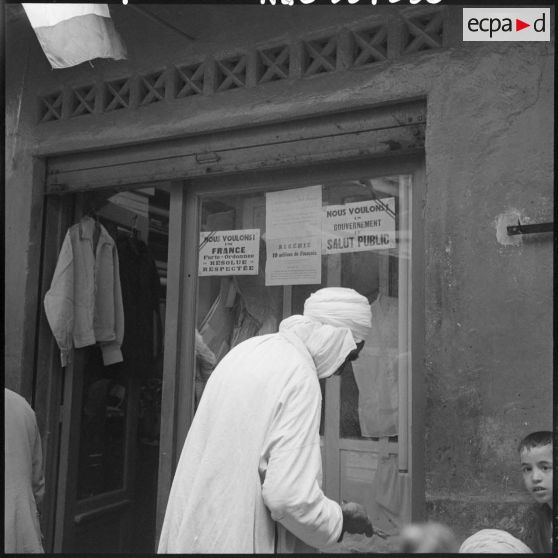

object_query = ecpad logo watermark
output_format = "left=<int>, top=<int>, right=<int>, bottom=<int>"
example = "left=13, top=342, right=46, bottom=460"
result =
left=463, top=8, right=550, bottom=41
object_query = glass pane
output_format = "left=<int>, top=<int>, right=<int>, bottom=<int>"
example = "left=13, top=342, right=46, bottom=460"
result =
left=331, top=176, right=409, bottom=440
left=195, top=193, right=285, bottom=411
left=75, top=186, right=169, bottom=548
left=340, top=366, right=362, bottom=438
left=77, top=346, right=127, bottom=498
left=193, top=176, right=410, bottom=446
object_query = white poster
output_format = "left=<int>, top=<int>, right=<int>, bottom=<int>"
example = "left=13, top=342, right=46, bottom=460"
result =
left=199, top=229, right=259, bottom=276
left=265, top=185, right=322, bottom=286
left=322, top=197, right=396, bottom=254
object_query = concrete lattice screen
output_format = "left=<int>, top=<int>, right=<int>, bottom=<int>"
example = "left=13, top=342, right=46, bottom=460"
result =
left=38, top=8, right=445, bottom=123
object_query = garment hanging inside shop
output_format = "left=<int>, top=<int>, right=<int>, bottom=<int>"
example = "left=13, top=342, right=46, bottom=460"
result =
left=115, top=224, right=163, bottom=378
left=44, top=214, right=124, bottom=367
left=352, top=293, right=399, bottom=437
left=194, top=330, right=217, bottom=404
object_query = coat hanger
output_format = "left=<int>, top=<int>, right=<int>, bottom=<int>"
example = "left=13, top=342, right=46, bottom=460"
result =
left=131, top=215, right=139, bottom=239
left=128, top=214, right=143, bottom=254
left=81, top=200, right=102, bottom=251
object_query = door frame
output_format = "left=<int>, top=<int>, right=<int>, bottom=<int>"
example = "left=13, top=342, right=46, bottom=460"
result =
left=40, top=193, right=141, bottom=552
left=35, top=101, right=427, bottom=549
left=33, top=193, right=76, bottom=552
left=167, top=154, right=426, bottom=532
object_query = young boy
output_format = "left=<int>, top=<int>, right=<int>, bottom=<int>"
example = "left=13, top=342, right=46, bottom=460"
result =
left=519, top=431, right=553, bottom=554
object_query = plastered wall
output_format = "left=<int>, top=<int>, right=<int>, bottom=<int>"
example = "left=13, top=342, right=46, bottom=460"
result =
left=422, top=39, right=554, bottom=541
left=5, top=4, right=553, bottom=541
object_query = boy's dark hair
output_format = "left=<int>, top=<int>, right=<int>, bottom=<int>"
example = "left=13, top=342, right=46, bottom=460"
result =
left=518, top=431, right=553, bottom=453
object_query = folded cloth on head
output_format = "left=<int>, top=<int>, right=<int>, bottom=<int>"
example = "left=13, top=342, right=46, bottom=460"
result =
left=279, top=315, right=356, bottom=379
left=459, top=529, right=533, bottom=553
left=303, top=287, right=371, bottom=342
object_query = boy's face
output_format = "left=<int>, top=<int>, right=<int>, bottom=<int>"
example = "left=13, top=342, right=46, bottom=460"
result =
left=520, top=444, right=553, bottom=507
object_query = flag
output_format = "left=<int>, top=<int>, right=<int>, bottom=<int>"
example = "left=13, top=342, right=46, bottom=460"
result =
left=22, top=4, right=127, bottom=69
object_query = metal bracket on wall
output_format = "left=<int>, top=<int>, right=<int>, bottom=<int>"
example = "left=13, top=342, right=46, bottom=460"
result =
left=507, top=220, right=554, bottom=236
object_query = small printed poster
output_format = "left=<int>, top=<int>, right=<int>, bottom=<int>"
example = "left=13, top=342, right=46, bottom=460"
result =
left=266, top=237, right=322, bottom=286
left=265, top=185, right=322, bottom=286
left=198, top=229, right=259, bottom=276
left=322, top=197, right=396, bottom=254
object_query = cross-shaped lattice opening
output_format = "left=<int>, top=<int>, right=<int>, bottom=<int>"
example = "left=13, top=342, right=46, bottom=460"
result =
left=303, top=36, right=337, bottom=77
left=103, top=78, right=131, bottom=112
left=70, top=85, right=97, bottom=117
left=40, top=91, right=63, bottom=122
left=352, top=25, right=388, bottom=67
left=176, top=62, right=205, bottom=98
left=402, top=11, right=444, bottom=54
left=215, top=55, right=247, bottom=92
left=257, top=45, right=290, bottom=84
left=139, top=71, right=166, bottom=106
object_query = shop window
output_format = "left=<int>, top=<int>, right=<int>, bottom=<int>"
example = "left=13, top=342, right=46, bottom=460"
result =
left=77, top=346, right=127, bottom=498
left=351, top=25, right=389, bottom=67
left=175, top=62, right=205, bottom=98
left=139, top=70, right=167, bottom=106
left=39, top=91, right=63, bottom=122
left=193, top=174, right=412, bottom=551
left=76, top=188, right=169, bottom=501
left=302, top=36, right=338, bottom=76
left=401, top=11, right=444, bottom=54
left=70, top=85, right=97, bottom=118
left=215, top=54, right=248, bottom=92
left=257, top=45, right=291, bottom=84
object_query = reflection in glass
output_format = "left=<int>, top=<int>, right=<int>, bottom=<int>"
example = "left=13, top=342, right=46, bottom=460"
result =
left=188, top=173, right=410, bottom=553
left=192, top=176, right=408, bottom=446
left=351, top=292, right=400, bottom=438
left=77, top=346, right=126, bottom=499
left=340, top=365, right=362, bottom=438
left=195, top=194, right=284, bottom=411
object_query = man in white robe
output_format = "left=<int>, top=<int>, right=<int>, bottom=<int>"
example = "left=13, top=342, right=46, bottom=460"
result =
left=5, top=388, right=45, bottom=553
left=158, top=287, right=374, bottom=553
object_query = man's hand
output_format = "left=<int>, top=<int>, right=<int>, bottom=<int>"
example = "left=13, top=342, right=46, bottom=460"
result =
left=338, top=501, right=374, bottom=541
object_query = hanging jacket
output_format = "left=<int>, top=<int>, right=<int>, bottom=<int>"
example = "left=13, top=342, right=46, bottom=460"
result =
left=44, top=216, right=124, bottom=367
left=157, top=315, right=357, bottom=553
left=116, top=235, right=162, bottom=376
left=4, top=389, right=45, bottom=553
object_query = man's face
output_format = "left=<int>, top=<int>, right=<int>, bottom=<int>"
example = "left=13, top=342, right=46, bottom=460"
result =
left=520, top=444, right=553, bottom=507
left=333, top=341, right=365, bottom=376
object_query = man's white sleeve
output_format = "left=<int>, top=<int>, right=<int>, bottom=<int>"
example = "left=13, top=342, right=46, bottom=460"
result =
left=260, top=374, right=343, bottom=549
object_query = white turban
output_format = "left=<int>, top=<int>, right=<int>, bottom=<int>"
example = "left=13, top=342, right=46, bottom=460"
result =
left=459, top=529, right=533, bottom=553
left=279, top=315, right=356, bottom=379
left=303, top=287, right=371, bottom=342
